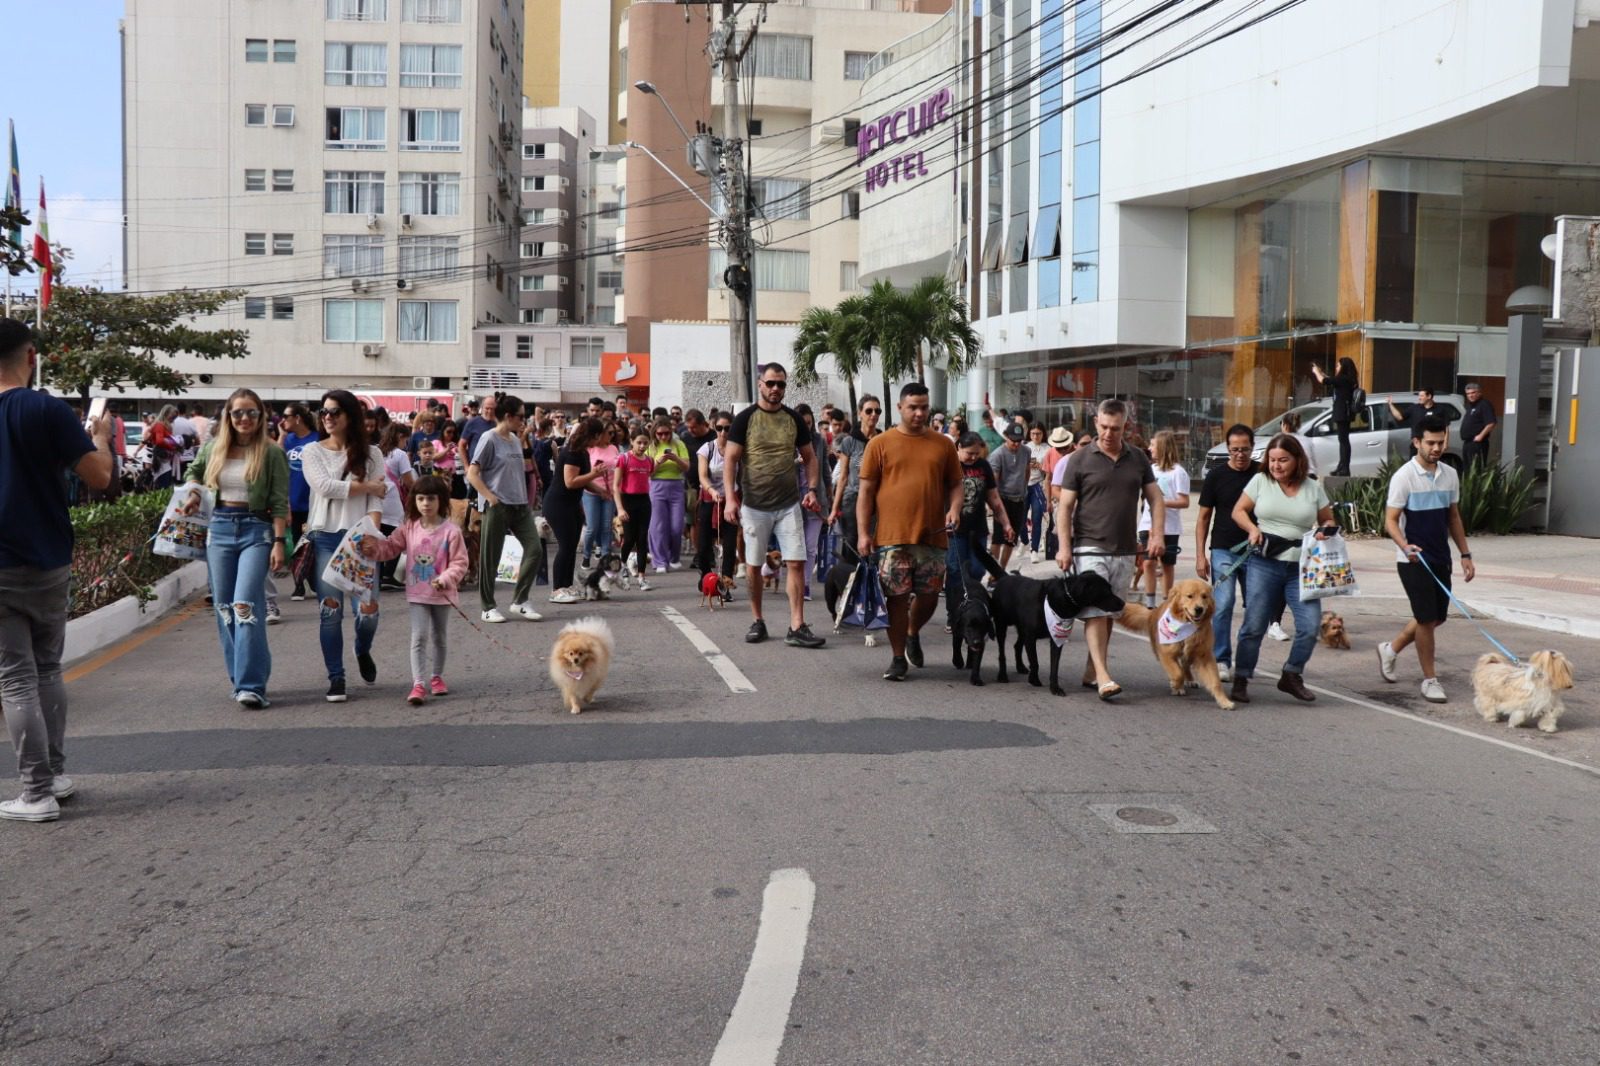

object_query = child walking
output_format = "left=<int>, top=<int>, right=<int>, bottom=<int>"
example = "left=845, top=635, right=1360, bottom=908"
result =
left=361, top=475, right=469, bottom=705
left=613, top=428, right=656, bottom=591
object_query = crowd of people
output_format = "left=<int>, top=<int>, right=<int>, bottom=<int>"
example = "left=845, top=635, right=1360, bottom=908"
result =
left=0, top=305, right=1480, bottom=820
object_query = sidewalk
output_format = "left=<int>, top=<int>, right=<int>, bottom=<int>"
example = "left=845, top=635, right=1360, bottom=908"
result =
left=1012, top=500, right=1600, bottom=641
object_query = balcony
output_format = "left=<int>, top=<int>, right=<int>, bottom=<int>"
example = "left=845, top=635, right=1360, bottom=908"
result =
left=466, top=364, right=602, bottom=395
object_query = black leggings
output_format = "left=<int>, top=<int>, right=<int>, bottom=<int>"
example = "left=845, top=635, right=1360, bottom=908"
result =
left=544, top=501, right=583, bottom=591
left=1333, top=421, right=1351, bottom=473
left=694, top=500, right=740, bottom=578
left=619, top=491, right=651, bottom=573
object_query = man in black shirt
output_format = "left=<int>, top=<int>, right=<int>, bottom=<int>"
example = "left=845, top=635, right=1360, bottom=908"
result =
left=1458, top=382, right=1497, bottom=466
left=1387, top=388, right=1439, bottom=440
left=1195, top=423, right=1260, bottom=683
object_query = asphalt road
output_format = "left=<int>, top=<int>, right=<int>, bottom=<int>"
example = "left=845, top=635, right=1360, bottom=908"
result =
left=3, top=567, right=1597, bottom=1065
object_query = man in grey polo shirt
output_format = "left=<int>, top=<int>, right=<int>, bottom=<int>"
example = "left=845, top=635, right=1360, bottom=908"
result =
left=1054, top=398, right=1164, bottom=700
left=988, top=421, right=1030, bottom=572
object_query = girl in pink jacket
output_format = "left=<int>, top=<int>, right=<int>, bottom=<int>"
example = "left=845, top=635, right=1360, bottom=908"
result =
left=360, top=475, right=469, bottom=704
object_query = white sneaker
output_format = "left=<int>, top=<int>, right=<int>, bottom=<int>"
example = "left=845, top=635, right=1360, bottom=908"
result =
left=0, top=793, right=60, bottom=822
left=50, top=776, right=75, bottom=800
left=481, top=608, right=508, bottom=623
left=653, top=566, right=667, bottom=574
left=1266, top=621, right=1290, bottom=642
left=1030, top=551, right=1042, bottom=564
left=266, top=603, right=282, bottom=625
left=550, top=588, right=582, bottom=604
left=636, top=576, right=653, bottom=591
left=1217, top=662, right=1232, bottom=683
left=235, top=691, right=271, bottom=709
left=508, top=602, right=543, bottom=621
left=1377, top=641, right=1398, bottom=683
left=1420, top=677, right=1447, bottom=703
left=667, top=562, right=682, bottom=572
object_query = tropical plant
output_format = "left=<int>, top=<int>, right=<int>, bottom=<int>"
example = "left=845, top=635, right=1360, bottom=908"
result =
left=791, top=299, right=872, bottom=413
left=898, top=274, right=982, bottom=384
left=1329, top=458, right=1400, bottom=535
left=1458, top=459, right=1537, bottom=535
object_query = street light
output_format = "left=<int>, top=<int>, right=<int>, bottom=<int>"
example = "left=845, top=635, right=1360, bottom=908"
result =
left=634, top=81, right=696, bottom=146
left=620, top=141, right=719, bottom=217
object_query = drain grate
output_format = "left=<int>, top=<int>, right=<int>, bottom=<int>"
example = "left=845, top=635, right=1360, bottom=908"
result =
left=1087, top=802, right=1217, bottom=835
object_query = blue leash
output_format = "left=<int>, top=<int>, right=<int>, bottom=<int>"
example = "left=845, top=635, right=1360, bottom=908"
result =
left=1212, top=541, right=1252, bottom=585
left=1414, top=553, right=1521, bottom=665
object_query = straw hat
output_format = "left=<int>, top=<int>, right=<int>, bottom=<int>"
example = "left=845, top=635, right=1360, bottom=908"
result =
left=1047, top=426, right=1073, bottom=448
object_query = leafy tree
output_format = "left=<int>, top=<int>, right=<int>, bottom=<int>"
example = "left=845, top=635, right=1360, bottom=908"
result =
left=791, top=298, right=872, bottom=414
left=900, top=274, right=981, bottom=384
left=29, top=284, right=250, bottom=401
left=1, top=205, right=32, bottom=277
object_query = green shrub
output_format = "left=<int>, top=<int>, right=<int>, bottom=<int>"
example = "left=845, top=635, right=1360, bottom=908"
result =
left=70, top=490, right=186, bottom=619
left=1330, top=459, right=1400, bottom=536
left=1458, top=459, right=1536, bottom=535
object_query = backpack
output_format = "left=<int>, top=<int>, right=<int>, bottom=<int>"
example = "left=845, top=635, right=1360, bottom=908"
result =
left=1351, top=386, right=1367, bottom=413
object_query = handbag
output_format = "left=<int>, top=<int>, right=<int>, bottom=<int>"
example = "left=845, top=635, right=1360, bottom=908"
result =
left=153, top=485, right=214, bottom=560
left=1299, top=530, right=1359, bottom=600
left=834, top=558, right=889, bottom=631
left=289, top=535, right=317, bottom=587
left=320, top=517, right=382, bottom=602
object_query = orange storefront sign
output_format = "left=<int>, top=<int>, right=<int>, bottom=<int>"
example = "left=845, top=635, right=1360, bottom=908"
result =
left=600, top=352, right=650, bottom=389
left=1046, top=366, right=1095, bottom=400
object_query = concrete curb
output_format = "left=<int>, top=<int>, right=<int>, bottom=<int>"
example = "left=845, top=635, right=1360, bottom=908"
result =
left=64, top=559, right=210, bottom=667
left=1455, top=598, right=1600, bottom=642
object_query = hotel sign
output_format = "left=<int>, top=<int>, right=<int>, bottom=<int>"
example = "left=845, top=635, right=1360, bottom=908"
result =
left=856, top=87, right=952, bottom=194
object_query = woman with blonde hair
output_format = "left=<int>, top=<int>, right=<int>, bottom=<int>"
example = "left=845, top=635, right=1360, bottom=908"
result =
left=181, top=388, right=290, bottom=708
left=1136, top=429, right=1190, bottom=607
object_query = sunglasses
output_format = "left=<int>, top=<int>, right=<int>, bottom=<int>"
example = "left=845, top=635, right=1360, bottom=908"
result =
left=861, top=407, right=881, bottom=415
left=760, top=380, right=787, bottom=390
left=715, top=425, right=730, bottom=433
left=230, top=408, right=262, bottom=420
left=320, top=408, right=344, bottom=419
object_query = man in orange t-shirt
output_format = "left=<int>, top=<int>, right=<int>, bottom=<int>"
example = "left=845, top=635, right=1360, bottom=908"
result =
left=857, top=382, right=964, bottom=682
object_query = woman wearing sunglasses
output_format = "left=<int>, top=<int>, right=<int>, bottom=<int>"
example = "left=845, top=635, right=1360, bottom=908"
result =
left=828, top=395, right=882, bottom=554
left=180, top=388, right=290, bottom=709
left=693, top=416, right=740, bottom=585
left=301, top=390, right=389, bottom=703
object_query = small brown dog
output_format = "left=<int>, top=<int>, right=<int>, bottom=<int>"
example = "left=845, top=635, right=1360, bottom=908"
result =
left=1114, top=578, right=1234, bottom=710
left=700, top=570, right=734, bottom=610
left=547, top=617, right=613, bottom=715
left=761, top=550, right=783, bottom=589
left=611, top=513, right=627, bottom=544
left=1473, top=650, right=1575, bottom=733
left=1319, top=611, right=1351, bottom=649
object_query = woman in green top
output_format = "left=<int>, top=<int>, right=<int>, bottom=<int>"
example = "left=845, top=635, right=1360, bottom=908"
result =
left=180, top=387, right=291, bottom=709
left=1229, top=434, right=1334, bottom=705
left=646, top=417, right=690, bottom=571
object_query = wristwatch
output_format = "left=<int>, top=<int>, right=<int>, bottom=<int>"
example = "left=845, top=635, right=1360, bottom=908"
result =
left=1460, top=552, right=1472, bottom=559
left=274, top=536, right=288, bottom=544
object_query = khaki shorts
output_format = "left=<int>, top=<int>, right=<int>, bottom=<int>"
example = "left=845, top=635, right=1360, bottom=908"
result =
left=1070, top=549, right=1132, bottom=618
left=878, top=544, right=947, bottom=598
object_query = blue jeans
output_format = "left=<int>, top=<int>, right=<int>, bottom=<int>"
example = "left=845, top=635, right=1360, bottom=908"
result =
left=206, top=512, right=274, bottom=697
left=943, top=531, right=988, bottom=624
left=1209, top=546, right=1249, bottom=667
left=310, top=529, right=379, bottom=683
left=1027, top=484, right=1047, bottom=551
left=1234, top=554, right=1320, bottom=680
left=580, top=492, right=615, bottom=558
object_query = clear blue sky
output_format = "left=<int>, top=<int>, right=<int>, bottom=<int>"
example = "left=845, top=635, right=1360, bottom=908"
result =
left=9, top=0, right=126, bottom=291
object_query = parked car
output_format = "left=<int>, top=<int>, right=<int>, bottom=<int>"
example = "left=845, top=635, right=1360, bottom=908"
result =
left=124, top=421, right=145, bottom=450
left=1204, top=392, right=1465, bottom=478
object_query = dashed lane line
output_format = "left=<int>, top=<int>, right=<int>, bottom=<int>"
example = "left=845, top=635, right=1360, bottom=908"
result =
left=709, top=868, right=816, bottom=1066
left=661, top=605, right=757, bottom=693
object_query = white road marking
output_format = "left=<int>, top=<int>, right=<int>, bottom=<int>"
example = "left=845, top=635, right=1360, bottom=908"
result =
left=710, top=868, right=816, bottom=1066
left=661, top=606, right=757, bottom=693
left=1107, top=629, right=1600, bottom=778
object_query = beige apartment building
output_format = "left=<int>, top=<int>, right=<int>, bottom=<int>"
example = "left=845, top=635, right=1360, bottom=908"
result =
left=615, top=0, right=949, bottom=354
left=123, top=0, right=523, bottom=399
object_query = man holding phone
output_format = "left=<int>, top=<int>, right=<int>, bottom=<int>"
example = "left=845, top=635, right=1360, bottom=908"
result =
left=0, top=320, right=115, bottom=821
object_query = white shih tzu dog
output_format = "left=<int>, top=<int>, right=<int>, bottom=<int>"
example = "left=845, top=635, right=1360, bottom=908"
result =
left=1472, top=650, right=1575, bottom=734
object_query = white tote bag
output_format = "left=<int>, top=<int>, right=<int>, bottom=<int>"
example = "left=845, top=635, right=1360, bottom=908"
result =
left=321, top=516, right=382, bottom=602
left=1299, top=530, right=1359, bottom=601
left=153, top=485, right=215, bottom=561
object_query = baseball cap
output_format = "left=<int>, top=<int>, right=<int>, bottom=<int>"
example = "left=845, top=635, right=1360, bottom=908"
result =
left=1004, top=422, right=1026, bottom=441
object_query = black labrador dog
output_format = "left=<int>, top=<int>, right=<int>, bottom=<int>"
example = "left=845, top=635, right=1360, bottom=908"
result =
left=823, top=541, right=861, bottom=622
left=949, top=578, right=995, bottom=686
left=986, top=556, right=1124, bottom=695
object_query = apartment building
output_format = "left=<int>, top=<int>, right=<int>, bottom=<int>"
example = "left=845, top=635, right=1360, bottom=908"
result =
left=523, top=0, right=630, bottom=144
left=122, top=0, right=523, bottom=398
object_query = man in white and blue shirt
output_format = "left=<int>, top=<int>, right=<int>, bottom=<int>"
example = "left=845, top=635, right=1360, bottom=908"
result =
left=1377, top=416, right=1475, bottom=704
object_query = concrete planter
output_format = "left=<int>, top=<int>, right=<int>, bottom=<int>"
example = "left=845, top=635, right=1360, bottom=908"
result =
left=64, top=559, right=210, bottom=666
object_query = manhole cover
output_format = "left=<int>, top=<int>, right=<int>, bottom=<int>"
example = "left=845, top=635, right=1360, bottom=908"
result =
left=1115, top=806, right=1180, bottom=827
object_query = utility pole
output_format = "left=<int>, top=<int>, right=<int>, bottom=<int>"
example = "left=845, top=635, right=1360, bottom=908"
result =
left=712, top=1, right=761, bottom=406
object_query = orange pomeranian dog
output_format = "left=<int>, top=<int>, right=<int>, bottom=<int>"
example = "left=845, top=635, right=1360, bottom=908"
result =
left=548, top=616, right=613, bottom=714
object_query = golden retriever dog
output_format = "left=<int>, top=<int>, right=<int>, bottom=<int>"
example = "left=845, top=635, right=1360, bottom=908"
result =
left=1319, top=611, right=1351, bottom=649
left=1473, top=650, right=1574, bottom=733
left=1114, top=578, right=1234, bottom=710
left=548, top=616, right=613, bottom=715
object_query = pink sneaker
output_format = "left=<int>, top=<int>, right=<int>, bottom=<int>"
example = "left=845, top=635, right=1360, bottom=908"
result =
left=407, top=682, right=428, bottom=706
left=429, top=675, right=449, bottom=697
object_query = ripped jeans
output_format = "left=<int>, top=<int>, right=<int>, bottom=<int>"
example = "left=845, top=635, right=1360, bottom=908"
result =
left=205, top=511, right=274, bottom=697
left=310, top=528, right=379, bottom=683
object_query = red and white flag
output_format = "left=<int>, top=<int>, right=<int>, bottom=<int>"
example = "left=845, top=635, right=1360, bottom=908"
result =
left=33, top=177, right=50, bottom=313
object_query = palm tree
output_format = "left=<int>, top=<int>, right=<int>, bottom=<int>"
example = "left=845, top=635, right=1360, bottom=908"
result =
left=861, top=280, right=915, bottom=422
left=791, top=300, right=871, bottom=413
left=901, top=274, right=983, bottom=384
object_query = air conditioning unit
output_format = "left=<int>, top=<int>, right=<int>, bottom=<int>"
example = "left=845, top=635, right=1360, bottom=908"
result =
left=396, top=278, right=410, bottom=290
left=555, top=310, right=569, bottom=322
left=399, top=213, right=413, bottom=229
left=411, top=375, right=431, bottom=389
left=362, top=343, right=383, bottom=357
left=350, top=278, right=366, bottom=293
left=365, top=213, right=381, bottom=229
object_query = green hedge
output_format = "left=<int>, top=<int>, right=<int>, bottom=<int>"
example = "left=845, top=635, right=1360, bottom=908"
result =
left=70, top=490, right=187, bottom=620
left=1331, top=458, right=1536, bottom=537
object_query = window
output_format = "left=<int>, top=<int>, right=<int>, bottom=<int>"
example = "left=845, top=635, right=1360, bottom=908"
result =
left=244, top=232, right=267, bottom=256
left=708, top=248, right=809, bottom=291
left=759, top=177, right=808, bottom=220
left=484, top=334, right=502, bottom=358
left=518, top=309, right=535, bottom=324
left=325, top=42, right=388, bottom=86
left=273, top=39, right=296, bottom=63
left=244, top=169, right=266, bottom=192
left=245, top=297, right=266, bottom=319
left=326, top=107, right=386, bottom=150
left=839, top=261, right=858, bottom=291
left=398, top=235, right=459, bottom=277
left=598, top=201, right=620, bottom=220
left=521, top=175, right=541, bottom=192
left=400, top=44, right=463, bottom=88
left=326, top=0, right=387, bottom=20
left=272, top=233, right=294, bottom=255
left=401, top=108, right=461, bottom=150
left=324, top=171, right=385, bottom=214
left=245, top=104, right=267, bottom=127
left=398, top=300, right=458, bottom=342
left=519, top=274, right=545, bottom=291
left=245, top=39, right=268, bottom=63
left=324, top=234, right=385, bottom=277
left=519, top=242, right=536, bottom=258
left=592, top=306, right=616, bottom=325
left=525, top=143, right=548, bottom=159
left=568, top=336, right=603, bottom=366
left=272, top=296, right=294, bottom=320
left=403, top=0, right=461, bottom=22
left=841, top=191, right=860, bottom=220
left=324, top=299, right=384, bottom=342
left=272, top=169, right=294, bottom=192
left=743, top=34, right=812, bottom=80
left=515, top=335, right=532, bottom=359
left=272, top=105, right=296, bottom=128
left=399, top=171, right=460, bottom=215
left=597, top=270, right=621, bottom=289
left=844, top=51, right=872, bottom=80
